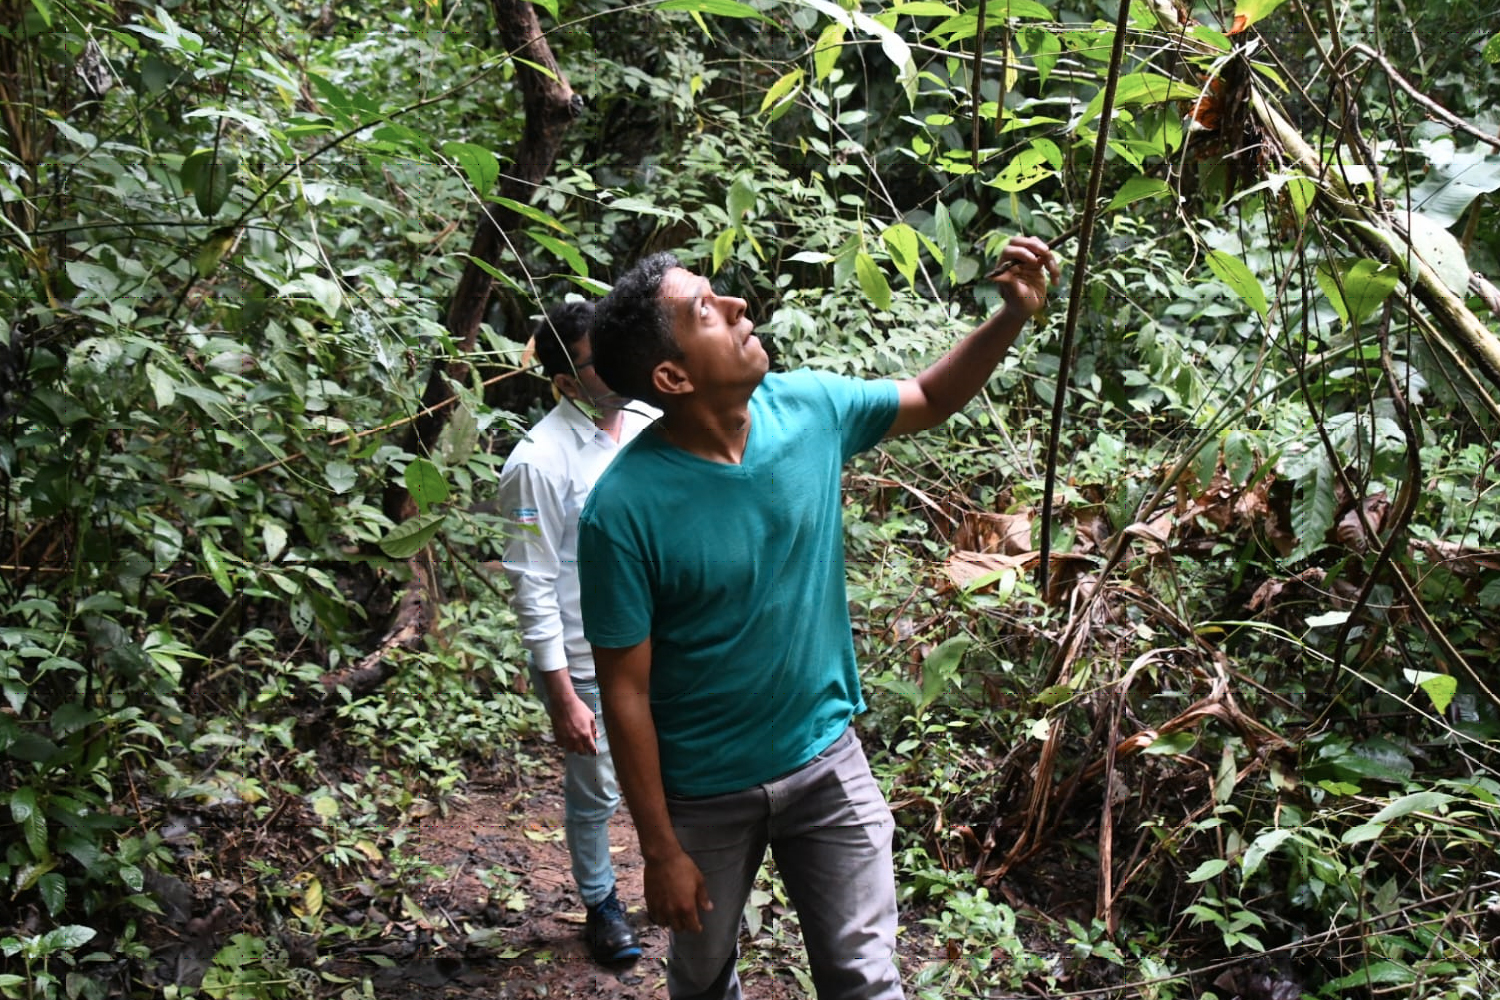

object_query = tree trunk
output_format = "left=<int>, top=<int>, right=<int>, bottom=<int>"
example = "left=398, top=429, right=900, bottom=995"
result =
left=383, top=0, right=581, bottom=523
left=337, top=2, right=581, bottom=700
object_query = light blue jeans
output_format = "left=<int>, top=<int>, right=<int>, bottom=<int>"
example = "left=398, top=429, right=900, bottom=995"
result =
left=530, top=664, right=621, bottom=909
left=664, top=726, right=903, bottom=1000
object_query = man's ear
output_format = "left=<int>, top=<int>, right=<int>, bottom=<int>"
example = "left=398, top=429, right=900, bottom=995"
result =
left=553, top=373, right=580, bottom=401
left=651, top=360, right=692, bottom=399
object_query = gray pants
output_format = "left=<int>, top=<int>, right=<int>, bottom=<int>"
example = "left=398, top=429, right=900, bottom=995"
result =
left=664, top=727, right=904, bottom=1000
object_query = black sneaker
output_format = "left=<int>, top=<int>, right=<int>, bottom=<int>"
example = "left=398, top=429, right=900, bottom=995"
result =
left=584, top=889, right=641, bottom=964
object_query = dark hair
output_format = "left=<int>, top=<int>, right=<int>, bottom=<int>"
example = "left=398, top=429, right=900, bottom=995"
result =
left=592, top=252, right=683, bottom=406
left=532, top=299, right=594, bottom=379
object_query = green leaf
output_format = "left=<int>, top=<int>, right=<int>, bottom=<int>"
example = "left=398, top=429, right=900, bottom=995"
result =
left=1315, top=258, right=1398, bottom=328
left=1402, top=211, right=1472, bottom=294
left=1143, top=731, right=1197, bottom=756
left=987, top=142, right=1057, bottom=192
left=1206, top=250, right=1268, bottom=321
left=181, top=148, right=237, bottom=219
left=200, top=535, right=234, bottom=598
left=50, top=704, right=97, bottom=739
left=1341, top=822, right=1386, bottom=845
left=1223, top=431, right=1256, bottom=485
left=1033, top=684, right=1073, bottom=707
left=881, top=223, right=920, bottom=285
left=658, top=0, right=776, bottom=24
left=528, top=229, right=588, bottom=276
left=1404, top=669, right=1457, bottom=714
left=919, top=635, right=970, bottom=712
left=38, top=873, right=65, bottom=915
left=380, top=512, right=444, bottom=559
left=287, top=273, right=343, bottom=319
left=323, top=461, right=357, bottom=495
left=1325, top=961, right=1416, bottom=990
left=1185, top=858, right=1228, bottom=883
left=1289, top=455, right=1335, bottom=561
left=443, top=141, right=499, bottom=194
left=65, top=261, right=120, bottom=299
left=489, top=195, right=570, bottom=233
left=1106, top=175, right=1171, bottom=211
left=1486, top=33, right=1500, bottom=64
left=11, top=786, right=47, bottom=858
left=1370, top=790, right=1455, bottom=825
left=855, top=252, right=892, bottom=312
left=36, top=925, right=96, bottom=953
left=263, top=522, right=289, bottom=561
left=727, top=174, right=757, bottom=222
left=1284, top=174, right=1316, bottom=224
left=1241, top=827, right=1294, bottom=879
left=404, top=458, right=450, bottom=515
left=1406, top=147, right=1500, bottom=227
left=1305, top=610, right=1349, bottom=629
left=1077, top=73, right=1201, bottom=129
left=933, top=201, right=960, bottom=281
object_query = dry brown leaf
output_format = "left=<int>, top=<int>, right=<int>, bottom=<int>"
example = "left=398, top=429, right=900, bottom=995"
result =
left=944, top=550, right=1036, bottom=591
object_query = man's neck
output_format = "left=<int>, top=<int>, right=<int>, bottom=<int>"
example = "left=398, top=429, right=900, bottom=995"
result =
left=656, top=398, right=752, bottom=464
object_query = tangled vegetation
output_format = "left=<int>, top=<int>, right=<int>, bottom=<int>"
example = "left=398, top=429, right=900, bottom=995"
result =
left=3, top=1, right=1500, bottom=997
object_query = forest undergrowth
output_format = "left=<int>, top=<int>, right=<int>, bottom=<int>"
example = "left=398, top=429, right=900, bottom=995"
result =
left=5, top=1, right=1500, bottom=998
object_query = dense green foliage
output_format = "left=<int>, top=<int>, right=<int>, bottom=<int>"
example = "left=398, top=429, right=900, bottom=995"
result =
left=3, top=0, right=1500, bottom=997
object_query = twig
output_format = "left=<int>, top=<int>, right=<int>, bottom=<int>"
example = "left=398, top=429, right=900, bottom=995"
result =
left=984, top=219, right=1083, bottom=279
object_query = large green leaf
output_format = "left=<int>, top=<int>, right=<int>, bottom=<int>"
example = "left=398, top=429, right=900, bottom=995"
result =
left=1076, top=73, right=1201, bottom=129
left=658, top=0, right=777, bottom=25
left=1406, top=146, right=1500, bottom=227
left=1314, top=258, right=1398, bottom=328
left=918, top=635, right=970, bottom=714
left=986, top=139, right=1060, bottom=192
left=1205, top=250, right=1268, bottom=321
left=10, top=786, right=47, bottom=858
left=529, top=230, right=589, bottom=276
left=1289, top=454, right=1335, bottom=561
left=404, top=458, right=451, bottom=515
left=1106, top=174, right=1170, bottom=211
left=380, top=512, right=444, bottom=559
left=443, top=141, right=500, bottom=195
left=181, top=147, right=237, bottom=219
left=1401, top=212, right=1471, bottom=295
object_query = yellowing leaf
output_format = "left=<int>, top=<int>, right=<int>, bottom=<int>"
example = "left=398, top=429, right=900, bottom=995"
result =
left=760, top=68, right=804, bottom=118
left=814, top=22, right=845, bottom=82
left=1228, top=0, right=1290, bottom=34
left=855, top=251, right=892, bottom=312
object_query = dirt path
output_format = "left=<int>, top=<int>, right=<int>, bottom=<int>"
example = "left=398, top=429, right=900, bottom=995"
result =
left=361, top=745, right=811, bottom=999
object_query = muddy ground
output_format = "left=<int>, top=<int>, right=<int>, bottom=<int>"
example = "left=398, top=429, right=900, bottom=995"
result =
left=357, top=745, right=849, bottom=999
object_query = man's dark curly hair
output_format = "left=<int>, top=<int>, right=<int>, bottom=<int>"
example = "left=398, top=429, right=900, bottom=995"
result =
left=592, top=252, right=684, bottom=406
left=532, top=299, right=594, bottom=379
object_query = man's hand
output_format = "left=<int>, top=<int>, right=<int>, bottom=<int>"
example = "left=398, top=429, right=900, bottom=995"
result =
left=988, top=235, right=1060, bottom=318
left=542, top=672, right=598, bottom=755
left=644, top=849, right=713, bottom=933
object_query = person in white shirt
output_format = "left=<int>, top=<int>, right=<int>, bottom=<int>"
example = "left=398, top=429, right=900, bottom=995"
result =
left=498, top=299, right=656, bottom=964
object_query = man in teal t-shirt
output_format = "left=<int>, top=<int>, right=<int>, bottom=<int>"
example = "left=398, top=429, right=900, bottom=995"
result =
left=578, top=235, right=1059, bottom=1000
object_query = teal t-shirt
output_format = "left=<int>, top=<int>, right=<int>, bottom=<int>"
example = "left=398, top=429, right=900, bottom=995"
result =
left=578, top=370, right=900, bottom=797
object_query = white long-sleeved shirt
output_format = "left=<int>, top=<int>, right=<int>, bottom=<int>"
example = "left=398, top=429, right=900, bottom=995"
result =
left=497, top=398, right=655, bottom=683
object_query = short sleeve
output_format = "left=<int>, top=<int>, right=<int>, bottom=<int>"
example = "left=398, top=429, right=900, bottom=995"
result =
left=577, top=505, right=654, bottom=650
left=806, top=372, right=900, bottom=459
